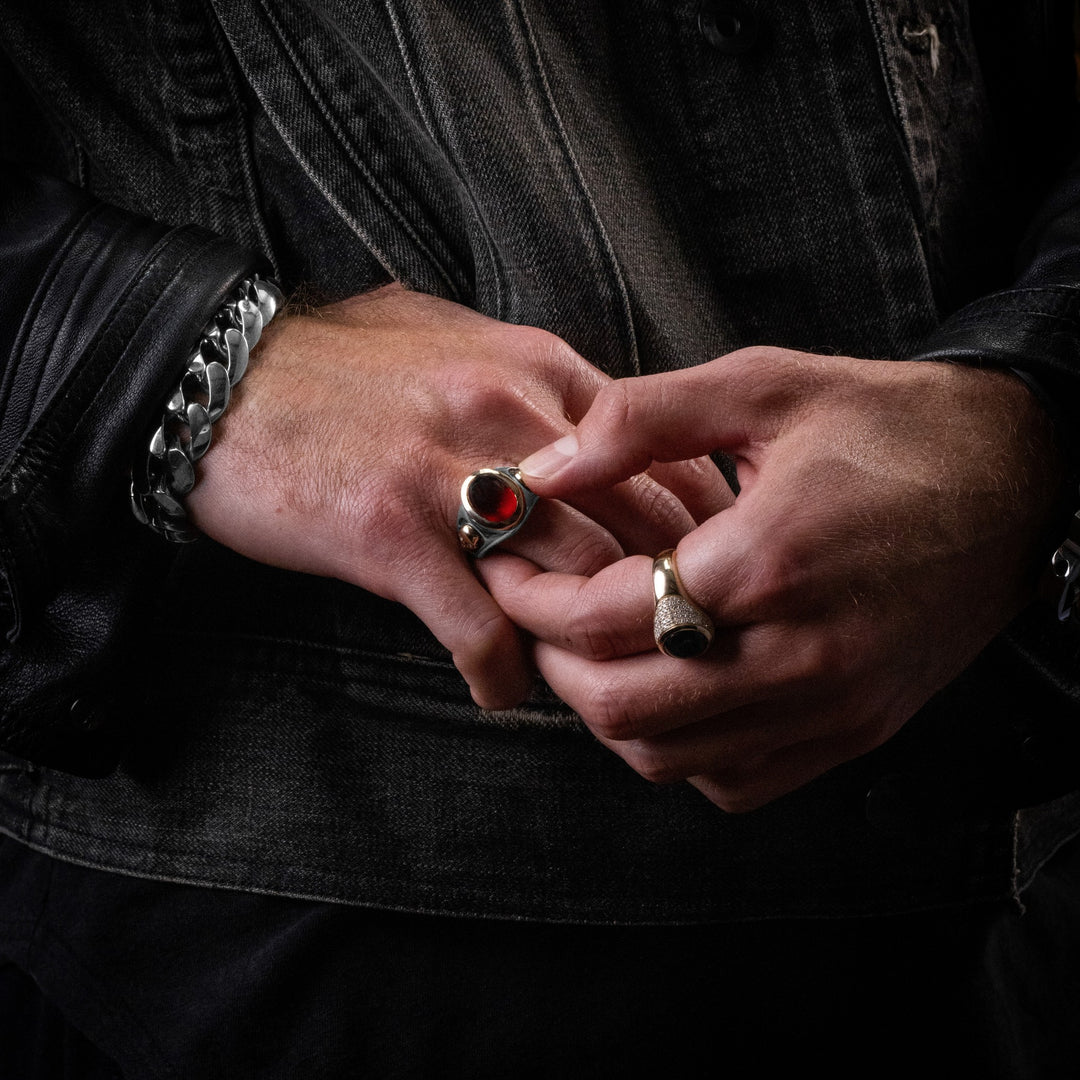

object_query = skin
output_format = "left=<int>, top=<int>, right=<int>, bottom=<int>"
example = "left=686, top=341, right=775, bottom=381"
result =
left=481, top=346, right=1065, bottom=811
left=184, top=283, right=732, bottom=709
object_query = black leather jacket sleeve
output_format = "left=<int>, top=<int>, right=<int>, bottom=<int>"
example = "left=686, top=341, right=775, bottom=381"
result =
left=903, top=156, right=1080, bottom=804
left=908, top=154, right=1080, bottom=470
left=0, top=164, right=264, bottom=775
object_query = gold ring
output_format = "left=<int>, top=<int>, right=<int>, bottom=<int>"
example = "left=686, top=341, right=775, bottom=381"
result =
left=652, top=549, right=714, bottom=659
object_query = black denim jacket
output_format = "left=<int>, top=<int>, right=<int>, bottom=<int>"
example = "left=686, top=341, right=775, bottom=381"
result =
left=2, top=0, right=1080, bottom=923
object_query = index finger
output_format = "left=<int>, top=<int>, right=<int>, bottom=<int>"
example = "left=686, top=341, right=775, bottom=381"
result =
left=517, top=348, right=804, bottom=498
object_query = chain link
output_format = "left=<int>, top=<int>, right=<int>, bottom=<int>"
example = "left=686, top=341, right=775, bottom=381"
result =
left=130, top=277, right=284, bottom=542
left=1046, top=506, right=1080, bottom=624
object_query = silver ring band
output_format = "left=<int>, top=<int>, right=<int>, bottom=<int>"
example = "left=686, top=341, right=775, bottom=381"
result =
left=457, top=466, right=539, bottom=558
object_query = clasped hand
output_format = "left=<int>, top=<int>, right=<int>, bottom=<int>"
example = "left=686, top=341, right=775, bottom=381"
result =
left=184, top=284, right=728, bottom=708
left=483, top=347, right=1062, bottom=811
left=187, top=285, right=1060, bottom=812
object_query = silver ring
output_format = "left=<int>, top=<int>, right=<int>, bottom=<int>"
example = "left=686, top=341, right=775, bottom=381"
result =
left=652, top=549, right=714, bottom=658
left=457, top=466, right=539, bottom=558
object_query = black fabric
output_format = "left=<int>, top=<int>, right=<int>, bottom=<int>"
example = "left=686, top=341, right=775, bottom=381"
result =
left=2, top=834, right=1080, bottom=1079
left=1, top=0, right=1080, bottom=926
left=0, top=167, right=265, bottom=775
left=0, top=964, right=123, bottom=1080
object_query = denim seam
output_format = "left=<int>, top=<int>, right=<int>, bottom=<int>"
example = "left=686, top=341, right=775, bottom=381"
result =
left=0, top=824, right=1018, bottom=927
left=861, top=0, right=915, bottom=163
left=811, top=6, right=935, bottom=339
left=507, top=0, right=639, bottom=372
left=117, top=640, right=583, bottom=727
left=246, top=0, right=460, bottom=297
left=379, top=0, right=507, bottom=319
left=201, top=0, right=278, bottom=270
left=0, top=830, right=702, bottom=925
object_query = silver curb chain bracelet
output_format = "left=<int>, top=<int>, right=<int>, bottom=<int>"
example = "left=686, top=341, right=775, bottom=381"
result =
left=130, top=276, right=284, bottom=543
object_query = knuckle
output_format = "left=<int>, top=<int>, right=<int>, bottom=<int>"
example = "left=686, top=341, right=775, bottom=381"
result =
left=540, top=330, right=585, bottom=368
left=622, top=742, right=686, bottom=785
left=559, top=528, right=623, bottom=578
left=773, top=630, right=866, bottom=702
left=625, top=475, right=689, bottom=533
left=713, top=789, right=767, bottom=814
left=720, top=346, right=811, bottom=419
left=450, top=606, right=514, bottom=670
left=801, top=630, right=860, bottom=682
left=507, top=323, right=586, bottom=374
left=441, top=362, right=502, bottom=414
left=731, top=542, right=804, bottom=617
left=562, top=602, right=621, bottom=661
left=591, top=379, right=639, bottom=436
left=510, top=322, right=566, bottom=353
left=577, top=678, right=640, bottom=741
left=695, top=773, right=767, bottom=813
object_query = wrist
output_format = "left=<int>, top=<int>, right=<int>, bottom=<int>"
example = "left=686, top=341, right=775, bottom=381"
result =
left=129, top=276, right=284, bottom=542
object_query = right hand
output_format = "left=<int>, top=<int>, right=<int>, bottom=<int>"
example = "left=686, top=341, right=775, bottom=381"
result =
left=482, top=348, right=1063, bottom=809
left=185, top=284, right=733, bottom=709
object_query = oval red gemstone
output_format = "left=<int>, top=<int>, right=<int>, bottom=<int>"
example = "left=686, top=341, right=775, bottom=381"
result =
left=468, top=473, right=520, bottom=524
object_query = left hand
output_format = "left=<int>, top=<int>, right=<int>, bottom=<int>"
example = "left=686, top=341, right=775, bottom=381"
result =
left=481, top=347, right=1065, bottom=811
left=187, top=284, right=730, bottom=711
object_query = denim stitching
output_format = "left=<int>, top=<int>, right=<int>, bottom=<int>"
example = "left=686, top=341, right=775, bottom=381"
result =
left=378, top=0, right=508, bottom=318
left=240, top=0, right=461, bottom=296
left=506, top=0, right=639, bottom=372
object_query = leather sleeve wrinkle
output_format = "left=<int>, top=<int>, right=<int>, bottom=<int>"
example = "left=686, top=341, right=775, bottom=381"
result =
left=29, top=210, right=166, bottom=435
left=0, top=164, right=265, bottom=774
left=1, top=205, right=161, bottom=464
left=0, top=178, right=95, bottom=463
left=2, top=224, right=198, bottom=515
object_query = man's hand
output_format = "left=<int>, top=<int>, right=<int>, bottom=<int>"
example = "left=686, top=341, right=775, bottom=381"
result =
left=185, top=284, right=731, bottom=709
left=482, top=347, right=1064, bottom=809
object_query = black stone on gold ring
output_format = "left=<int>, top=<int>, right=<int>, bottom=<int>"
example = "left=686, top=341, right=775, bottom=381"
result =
left=652, top=548, right=715, bottom=659
left=457, top=466, right=539, bottom=558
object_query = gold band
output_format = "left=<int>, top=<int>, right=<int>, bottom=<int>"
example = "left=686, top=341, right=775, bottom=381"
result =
left=652, top=549, right=714, bottom=659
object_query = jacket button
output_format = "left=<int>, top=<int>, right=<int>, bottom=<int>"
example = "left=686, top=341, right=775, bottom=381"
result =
left=698, top=1, right=761, bottom=54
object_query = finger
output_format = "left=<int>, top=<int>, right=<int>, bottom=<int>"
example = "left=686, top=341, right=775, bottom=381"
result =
left=687, top=726, right=880, bottom=812
left=397, top=540, right=535, bottom=710
left=553, top=472, right=702, bottom=557
left=531, top=642, right=760, bottom=741
left=591, top=703, right=822, bottom=785
left=504, top=499, right=625, bottom=576
left=495, top=463, right=724, bottom=573
left=646, top=455, right=736, bottom=525
left=480, top=554, right=656, bottom=659
left=483, top=519, right=748, bottom=659
left=518, top=350, right=794, bottom=496
left=531, top=609, right=851, bottom=742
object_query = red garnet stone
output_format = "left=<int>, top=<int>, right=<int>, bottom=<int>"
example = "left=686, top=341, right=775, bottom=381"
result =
left=468, top=472, right=521, bottom=525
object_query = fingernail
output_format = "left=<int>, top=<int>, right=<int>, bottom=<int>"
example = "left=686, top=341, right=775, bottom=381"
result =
left=519, top=433, right=579, bottom=480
